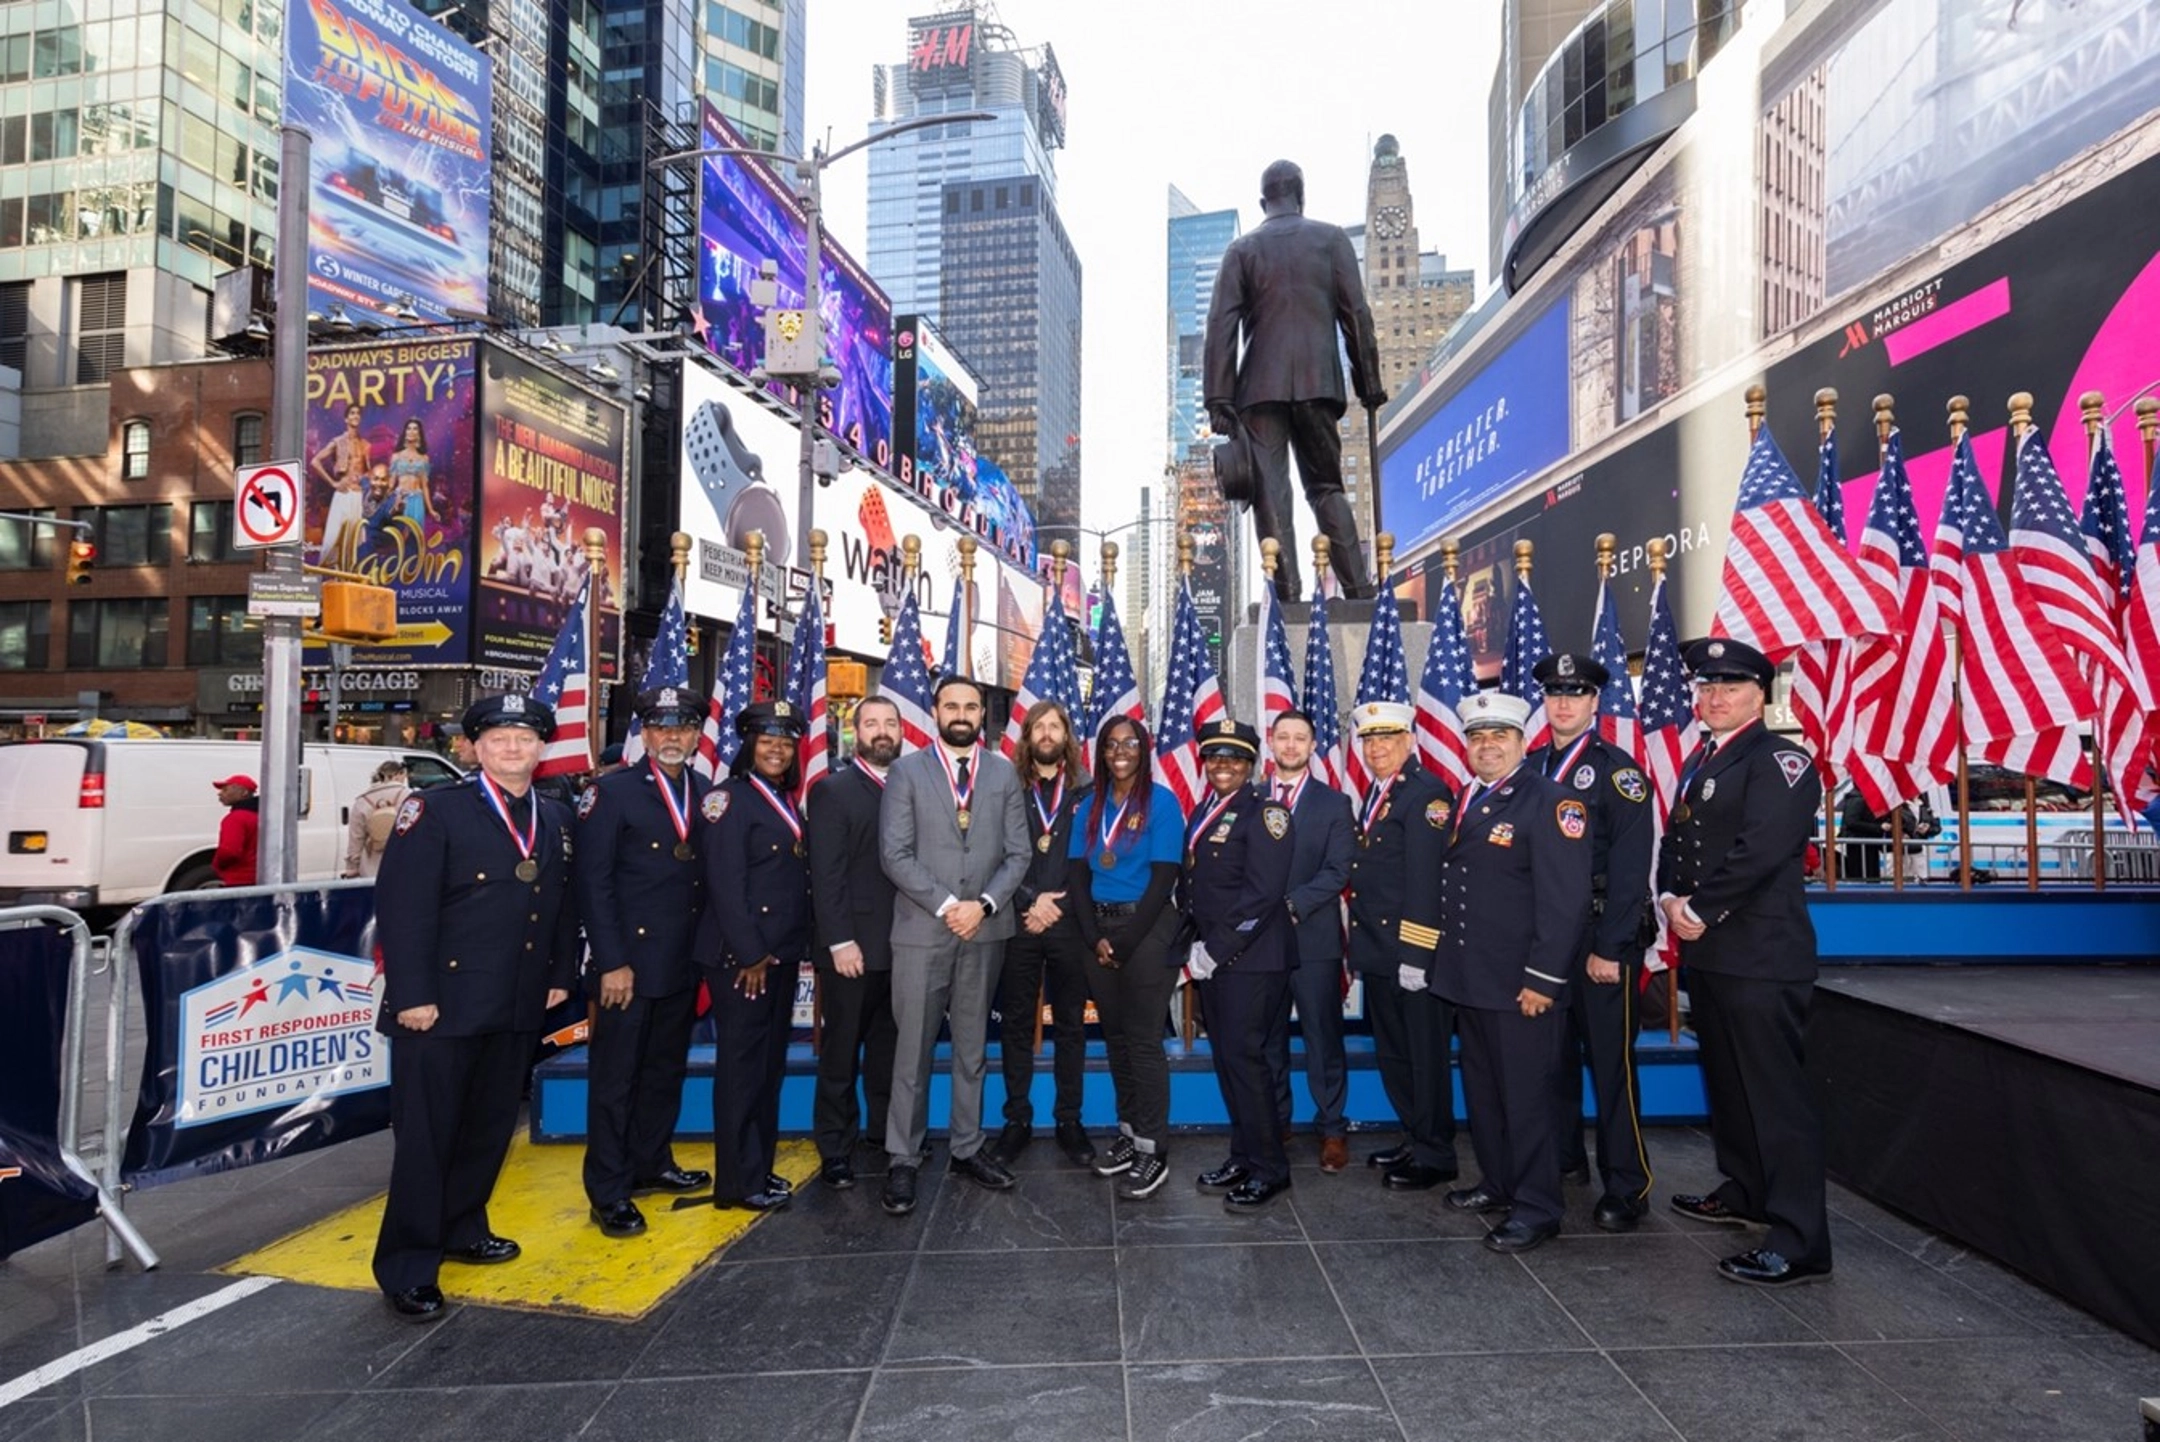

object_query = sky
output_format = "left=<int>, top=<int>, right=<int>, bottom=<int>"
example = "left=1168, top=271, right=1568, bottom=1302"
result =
left=802, top=0, right=1506, bottom=542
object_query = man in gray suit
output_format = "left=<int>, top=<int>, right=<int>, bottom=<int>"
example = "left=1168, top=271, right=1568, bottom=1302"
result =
left=877, top=673, right=1032, bottom=1216
left=1204, top=158, right=1388, bottom=602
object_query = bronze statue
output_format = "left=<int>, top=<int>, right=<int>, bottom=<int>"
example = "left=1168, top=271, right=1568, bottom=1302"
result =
left=1204, top=159, right=1387, bottom=601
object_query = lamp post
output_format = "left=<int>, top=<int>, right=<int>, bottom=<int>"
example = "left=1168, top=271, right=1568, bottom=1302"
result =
left=647, top=111, right=991, bottom=573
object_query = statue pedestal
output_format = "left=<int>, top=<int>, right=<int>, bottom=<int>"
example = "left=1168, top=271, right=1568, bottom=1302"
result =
left=1225, top=608, right=1436, bottom=731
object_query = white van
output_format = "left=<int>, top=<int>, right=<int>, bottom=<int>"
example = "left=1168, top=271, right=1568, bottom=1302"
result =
left=0, top=738, right=463, bottom=913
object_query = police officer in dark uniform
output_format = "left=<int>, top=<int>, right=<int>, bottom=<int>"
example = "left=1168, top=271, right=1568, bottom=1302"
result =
left=372, top=693, right=579, bottom=1322
left=1184, top=719, right=1298, bottom=1211
left=1529, top=652, right=1656, bottom=1231
left=1430, top=691, right=1592, bottom=1254
left=1660, top=638, right=1832, bottom=1287
left=576, top=685, right=713, bottom=1239
left=695, top=700, right=811, bottom=1212
left=1343, top=700, right=1457, bottom=1189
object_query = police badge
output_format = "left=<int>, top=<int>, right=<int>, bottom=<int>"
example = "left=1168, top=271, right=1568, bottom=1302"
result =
left=393, top=795, right=425, bottom=834
left=702, top=790, right=730, bottom=821
left=1572, top=764, right=1596, bottom=791
left=1263, top=805, right=1290, bottom=840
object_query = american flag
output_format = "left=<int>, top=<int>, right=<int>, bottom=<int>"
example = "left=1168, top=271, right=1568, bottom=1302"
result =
left=940, top=575, right=965, bottom=678
left=1258, top=577, right=1300, bottom=734
left=532, top=576, right=593, bottom=778
left=1501, top=569, right=1552, bottom=750
left=1413, top=571, right=1475, bottom=787
left=621, top=579, right=690, bottom=766
left=2121, top=429, right=2160, bottom=817
left=1345, top=581, right=1409, bottom=794
left=1848, top=431, right=1955, bottom=812
left=2076, top=425, right=2155, bottom=819
left=1788, top=428, right=1853, bottom=786
left=1302, top=582, right=1346, bottom=790
left=1934, top=433, right=2087, bottom=788
left=1636, top=570, right=1695, bottom=972
left=696, top=574, right=761, bottom=779
left=1155, top=580, right=1225, bottom=811
left=879, top=588, right=938, bottom=753
left=1711, top=427, right=1897, bottom=661
left=1591, top=573, right=1641, bottom=764
left=1084, top=588, right=1143, bottom=767
left=1001, top=584, right=1083, bottom=758
left=2014, top=429, right=2143, bottom=810
left=783, top=579, right=830, bottom=800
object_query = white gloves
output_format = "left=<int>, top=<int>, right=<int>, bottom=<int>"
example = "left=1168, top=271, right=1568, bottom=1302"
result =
left=1187, top=941, right=1217, bottom=980
left=1398, top=965, right=1427, bottom=993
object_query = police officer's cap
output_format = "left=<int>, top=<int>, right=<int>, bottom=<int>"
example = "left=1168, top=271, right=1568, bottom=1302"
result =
left=461, top=691, right=557, bottom=742
left=1682, top=637, right=1775, bottom=690
left=638, top=685, right=703, bottom=728
left=735, top=699, right=808, bottom=738
left=1353, top=701, right=1415, bottom=736
left=1197, top=718, right=1261, bottom=760
left=1532, top=651, right=1608, bottom=696
left=1461, top=690, right=1532, bottom=734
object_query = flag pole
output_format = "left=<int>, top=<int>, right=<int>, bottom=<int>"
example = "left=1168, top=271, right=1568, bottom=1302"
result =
left=1745, top=382, right=1766, bottom=444
left=1176, top=532, right=1197, bottom=1048
left=1949, top=397, right=1974, bottom=892
left=1650, top=533, right=1680, bottom=1046
left=1870, top=392, right=1901, bottom=892
left=807, top=526, right=827, bottom=1053
left=2082, top=391, right=2110, bottom=891
left=1259, top=539, right=1281, bottom=733
left=743, top=529, right=766, bottom=705
left=583, top=526, right=607, bottom=772
left=1819, top=388, right=1843, bottom=893
left=1098, top=539, right=1119, bottom=741
left=2009, top=391, right=2042, bottom=892
left=957, top=535, right=978, bottom=680
left=671, top=529, right=694, bottom=664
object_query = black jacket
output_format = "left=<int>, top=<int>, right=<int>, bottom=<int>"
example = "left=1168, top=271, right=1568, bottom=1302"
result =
left=806, top=761, right=897, bottom=973
left=1180, top=784, right=1296, bottom=972
left=1526, top=731, right=1653, bottom=960
left=1276, top=776, right=1354, bottom=966
left=1657, top=722, right=1822, bottom=982
left=1013, top=769, right=1090, bottom=934
left=573, top=761, right=708, bottom=996
left=1203, top=211, right=1384, bottom=414
left=1345, top=764, right=1452, bottom=976
left=696, top=776, right=812, bottom=972
left=1431, top=767, right=1593, bottom=1008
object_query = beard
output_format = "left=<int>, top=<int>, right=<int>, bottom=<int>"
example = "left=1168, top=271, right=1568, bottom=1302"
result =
left=652, top=739, right=692, bottom=767
left=1028, top=736, right=1067, bottom=768
left=939, top=717, right=978, bottom=748
left=858, top=733, right=902, bottom=767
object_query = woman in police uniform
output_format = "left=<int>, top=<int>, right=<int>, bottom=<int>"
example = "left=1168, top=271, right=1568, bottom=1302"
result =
left=695, top=700, right=811, bottom=1211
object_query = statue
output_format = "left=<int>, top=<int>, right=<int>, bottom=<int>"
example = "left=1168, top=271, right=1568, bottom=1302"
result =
left=1204, top=159, right=1387, bottom=602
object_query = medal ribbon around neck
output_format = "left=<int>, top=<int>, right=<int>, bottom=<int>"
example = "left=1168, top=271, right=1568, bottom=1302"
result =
left=939, top=741, right=980, bottom=816
left=1455, top=762, right=1525, bottom=840
left=1032, top=775, right=1064, bottom=836
left=1274, top=771, right=1309, bottom=812
left=1545, top=730, right=1595, bottom=783
left=854, top=756, right=887, bottom=790
left=649, top=759, right=692, bottom=846
left=1186, top=788, right=1239, bottom=858
left=747, top=775, right=804, bottom=849
left=1359, top=774, right=1398, bottom=834
left=477, top=773, right=539, bottom=869
left=1096, top=788, right=1135, bottom=862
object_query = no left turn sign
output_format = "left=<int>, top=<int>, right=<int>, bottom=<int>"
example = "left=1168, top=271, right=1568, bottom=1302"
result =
left=234, top=461, right=304, bottom=549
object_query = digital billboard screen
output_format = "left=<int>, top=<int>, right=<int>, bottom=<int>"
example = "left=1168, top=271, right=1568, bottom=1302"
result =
left=695, top=102, right=895, bottom=474
left=891, top=315, right=1037, bottom=570
left=286, top=0, right=492, bottom=326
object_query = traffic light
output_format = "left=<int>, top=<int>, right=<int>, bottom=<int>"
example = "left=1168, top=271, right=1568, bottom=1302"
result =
left=65, top=539, right=95, bottom=584
left=879, top=614, right=894, bottom=646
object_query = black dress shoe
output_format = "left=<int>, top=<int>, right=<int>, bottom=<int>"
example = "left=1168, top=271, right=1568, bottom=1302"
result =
left=1382, top=1162, right=1451, bottom=1191
left=1365, top=1143, right=1412, bottom=1170
left=1670, top=1192, right=1754, bottom=1226
left=444, top=1234, right=521, bottom=1264
left=1195, top=1162, right=1250, bottom=1194
left=1055, top=1121, right=1097, bottom=1167
left=1223, top=1176, right=1292, bottom=1212
left=820, top=1156, right=856, bottom=1190
left=881, top=1164, right=918, bottom=1216
left=1717, top=1247, right=1831, bottom=1287
left=992, top=1122, right=1033, bottom=1164
left=1560, top=1163, right=1591, bottom=1186
left=1484, top=1218, right=1561, bottom=1253
left=384, top=1284, right=446, bottom=1322
left=1444, top=1185, right=1510, bottom=1213
left=1593, top=1193, right=1648, bottom=1233
left=590, top=1201, right=647, bottom=1238
left=632, top=1167, right=711, bottom=1195
left=950, top=1150, right=1017, bottom=1191
left=714, top=1189, right=790, bottom=1212
left=766, top=1173, right=794, bottom=1195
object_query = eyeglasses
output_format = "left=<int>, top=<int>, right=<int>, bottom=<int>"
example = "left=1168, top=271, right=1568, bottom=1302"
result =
left=1102, top=738, right=1145, bottom=753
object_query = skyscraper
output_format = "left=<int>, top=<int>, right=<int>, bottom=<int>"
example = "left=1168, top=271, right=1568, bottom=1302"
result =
left=1166, top=186, right=1238, bottom=466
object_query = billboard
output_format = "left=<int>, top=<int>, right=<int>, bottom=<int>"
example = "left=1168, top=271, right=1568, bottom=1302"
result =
left=892, top=315, right=1037, bottom=570
left=907, top=11, right=976, bottom=90
left=474, top=347, right=628, bottom=676
left=1177, top=458, right=1233, bottom=670
left=302, top=338, right=479, bottom=667
left=286, top=0, right=492, bottom=326
left=695, top=103, right=895, bottom=474
left=1380, top=296, right=1572, bottom=555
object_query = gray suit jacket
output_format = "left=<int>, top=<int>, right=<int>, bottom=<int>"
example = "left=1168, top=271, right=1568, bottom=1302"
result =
left=879, top=743, right=1031, bottom=948
left=1203, top=212, right=1383, bottom=414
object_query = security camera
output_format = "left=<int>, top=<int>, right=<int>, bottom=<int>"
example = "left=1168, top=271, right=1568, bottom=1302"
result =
left=817, top=364, right=841, bottom=390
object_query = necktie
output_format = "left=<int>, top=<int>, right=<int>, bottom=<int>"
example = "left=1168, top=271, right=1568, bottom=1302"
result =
left=1277, top=783, right=1290, bottom=804
left=955, top=756, right=971, bottom=790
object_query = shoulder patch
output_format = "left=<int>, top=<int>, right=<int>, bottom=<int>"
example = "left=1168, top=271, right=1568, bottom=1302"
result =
left=702, top=789, right=730, bottom=821
left=393, top=795, right=425, bottom=834
left=1572, top=763, right=1597, bottom=791
left=576, top=787, right=599, bottom=819
left=1263, top=803, right=1290, bottom=840
left=1556, top=798, right=1588, bottom=840
left=1611, top=767, right=1647, bottom=804
left=1425, top=797, right=1452, bottom=829
left=1776, top=751, right=1812, bottom=789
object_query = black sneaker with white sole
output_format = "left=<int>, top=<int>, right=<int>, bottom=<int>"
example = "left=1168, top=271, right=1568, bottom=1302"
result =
left=1117, top=1151, right=1169, bottom=1199
left=1092, top=1134, right=1136, bottom=1177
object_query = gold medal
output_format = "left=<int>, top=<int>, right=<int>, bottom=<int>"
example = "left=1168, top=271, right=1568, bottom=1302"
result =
left=673, top=841, right=693, bottom=861
left=1672, top=804, right=1691, bottom=824
left=957, top=807, right=972, bottom=832
left=515, top=859, right=539, bottom=882
left=794, top=841, right=806, bottom=858
left=1036, top=833, right=1051, bottom=853
left=1100, top=849, right=1116, bottom=868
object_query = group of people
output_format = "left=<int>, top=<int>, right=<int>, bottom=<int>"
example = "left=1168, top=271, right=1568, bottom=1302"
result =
left=367, top=634, right=1837, bottom=1323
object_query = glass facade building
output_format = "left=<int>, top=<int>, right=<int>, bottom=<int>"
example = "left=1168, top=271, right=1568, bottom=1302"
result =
left=1165, top=186, right=1236, bottom=466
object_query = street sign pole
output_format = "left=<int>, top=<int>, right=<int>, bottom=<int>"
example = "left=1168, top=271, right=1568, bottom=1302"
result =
left=259, top=121, right=312, bottom=885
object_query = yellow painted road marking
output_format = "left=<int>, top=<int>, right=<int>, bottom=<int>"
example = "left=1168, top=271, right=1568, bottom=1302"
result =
left=222, top=1136, right=822, bottom=1322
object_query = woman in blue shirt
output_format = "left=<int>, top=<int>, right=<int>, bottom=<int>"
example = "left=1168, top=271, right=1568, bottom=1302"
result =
left=1067, top=715, right=1187, bottom=1198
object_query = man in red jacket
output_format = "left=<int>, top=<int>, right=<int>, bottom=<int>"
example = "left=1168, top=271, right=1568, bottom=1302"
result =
left=211, top=775, right=259, bottom=886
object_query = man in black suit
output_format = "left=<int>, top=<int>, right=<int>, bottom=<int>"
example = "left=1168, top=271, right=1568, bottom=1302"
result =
left=1660, top=638, right=1833, bottom=1288
left=372, top=693, right=578, bottom=1323
left=1204, top=159, right=1387, bottom=601
left=1261, top=709, right=1356, bottom=1173
left=806, top=694, right=906, bottom=1191
left=576, top=687, right=713, bottom=1238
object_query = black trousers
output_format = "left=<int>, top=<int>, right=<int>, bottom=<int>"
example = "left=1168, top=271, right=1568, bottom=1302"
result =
left=706, top=962, right=796, bottom=1201
left=373, top=1028, right=531, bottom=1294
left=1085, top=908, right=1180, bottom=1151
left=582, top=983, right=697, bottom=1206
left=1457, top=1004, right=1569, bottom=1230
left=1243, top=400, right=1372, bottom=601
left=1689, top=968, right=1832, bottom=1267
left=996, top=924, right=1092, bottom=1128
left=1365, top=970, right=1457, bottom=1169
left=1268, top=958, right=1349, bottom=1137
left=812, top=966, right=897, bottom=1159
left=1555, top=959, right=1653, bottom=1202
left=1199, top=968, right=1292, bottom=1185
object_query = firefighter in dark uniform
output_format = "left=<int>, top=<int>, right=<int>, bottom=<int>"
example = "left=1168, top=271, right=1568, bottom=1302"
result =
left=1430, top=690, right=1592, bottom=1254
left=1529, top=651, right=1656, bottom=1231
left=1660, top=638, right=1832, bottom=1287
left=1183, top=719, right=1298, bottom=1211
left=1343, top=700, right=1457, bottom=1189
left=695, top=700, right=811, bottom=1212
left=372, top=692, right=579, bottom=1323
left=576, top=686, right=714, bottom=1239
